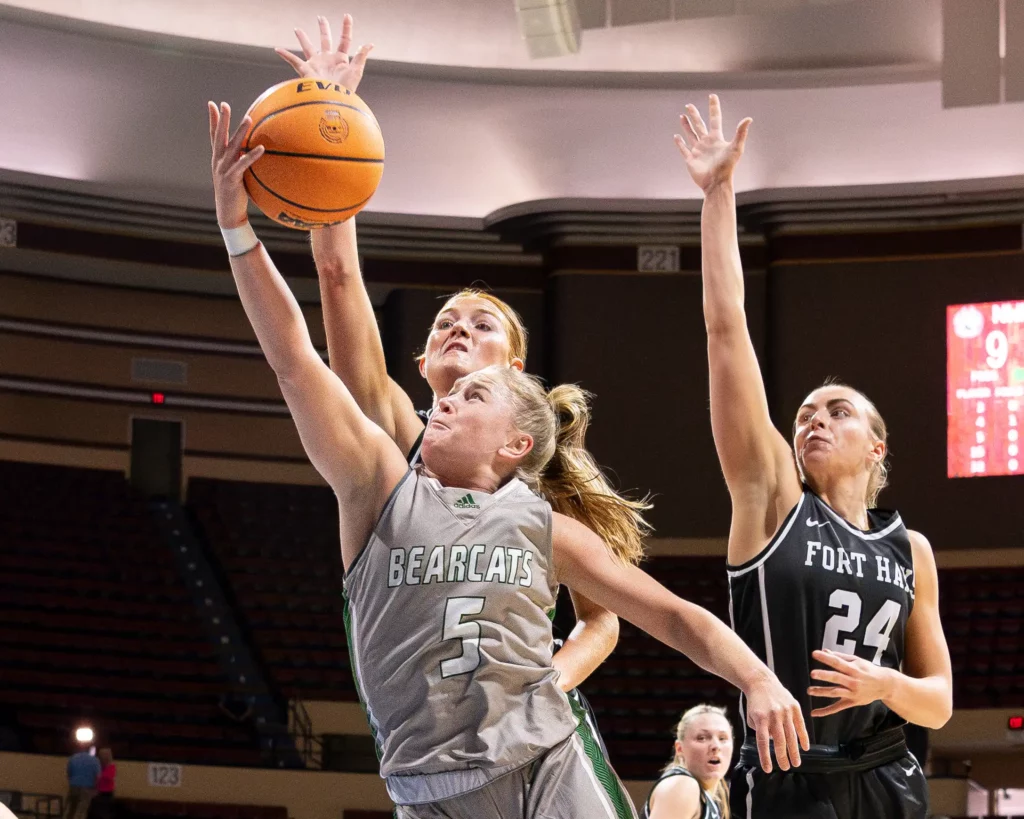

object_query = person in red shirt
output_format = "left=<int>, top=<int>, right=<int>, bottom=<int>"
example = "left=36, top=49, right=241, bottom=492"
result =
left=90, top=749, right=115, bottom=819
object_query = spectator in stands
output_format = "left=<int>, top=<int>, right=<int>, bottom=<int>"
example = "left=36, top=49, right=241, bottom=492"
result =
left=89, top=748, right=116, bottom=819
left=643, top=705, right=734, bottom=819
left=64, top=746, right=100, bottom=819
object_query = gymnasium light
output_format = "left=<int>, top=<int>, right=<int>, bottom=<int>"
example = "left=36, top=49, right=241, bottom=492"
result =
left=74, top=726, right=94, bottom=744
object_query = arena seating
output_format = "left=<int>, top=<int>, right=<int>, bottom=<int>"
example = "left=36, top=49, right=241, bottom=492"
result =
left=0, top=460, right=262, bottom=767
left=187, top=478, right=355, bottom=703
left=940, top=567, right=1024, bottom=709
left=7, top=465, right=1014, bottom=776
left=185, top=475, right=1024, bottom=778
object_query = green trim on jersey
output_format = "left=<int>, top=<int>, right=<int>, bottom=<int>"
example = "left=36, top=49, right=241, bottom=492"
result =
left=567, top=688, right=635, bottom=819
left=342, top=588, right=383, bottom=762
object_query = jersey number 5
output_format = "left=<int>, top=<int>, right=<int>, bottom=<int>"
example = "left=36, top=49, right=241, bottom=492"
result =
left=440, top=597, right=485, bottom=678
left=822, top=590, right=902, bottom=665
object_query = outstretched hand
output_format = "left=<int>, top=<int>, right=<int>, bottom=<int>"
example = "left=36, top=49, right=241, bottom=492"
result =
left=744, top=673, right=810, bottom=773
left=276, top=14, right=373, bottom=93
left=208, top=102, right=264, bottom=229
left=807, top=649, right=894, bottom=718
left=674, top=94, right=751, bottom=194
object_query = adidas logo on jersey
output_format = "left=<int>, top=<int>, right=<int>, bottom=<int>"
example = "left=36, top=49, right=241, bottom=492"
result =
left=453, top=493, right=480, bottom=510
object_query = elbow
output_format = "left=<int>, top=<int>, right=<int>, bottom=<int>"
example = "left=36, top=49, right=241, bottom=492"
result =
left=265, top=335, right=319, bottom=384
left=929, top=697, right=954, bottom=730
left=315, top=256, right=359, bottom=285
left=704, top=310, right=747, bottom=339
left=705, top=319, right=736, bottom=339
left=932, top=678, right=955, bottom=728
left=272, top=353, right=311, bottom=386
left=275, top=367, right=304, bottom=393
left=919, top=712, right=951, bottom=731
left=916, top=686, right=954, bottom=730
left=598, top=612, right=620, bottom=654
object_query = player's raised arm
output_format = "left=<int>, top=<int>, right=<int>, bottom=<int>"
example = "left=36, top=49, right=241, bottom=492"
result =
left=277, top=15, right=426, bottom=454
left=552, top=512, right=809, bottom=773
left=675, top=96, right=800, bottom=509
left=208, top=101, right=407, bottom=558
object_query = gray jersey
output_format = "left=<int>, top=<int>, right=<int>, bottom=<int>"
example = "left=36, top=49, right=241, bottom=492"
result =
left=343, top=468, right=578, bottom=805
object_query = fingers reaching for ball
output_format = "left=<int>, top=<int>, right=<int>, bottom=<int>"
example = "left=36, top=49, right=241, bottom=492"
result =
left=207, top=102, right=263, bottom=229
left=275, top=13, right=374, bottom=92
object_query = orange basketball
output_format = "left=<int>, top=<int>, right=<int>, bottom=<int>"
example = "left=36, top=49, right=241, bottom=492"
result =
left=242, top=78, right=384, bottom=230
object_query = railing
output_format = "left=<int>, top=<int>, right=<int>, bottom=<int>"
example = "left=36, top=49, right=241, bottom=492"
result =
left=288, top=699, right=323, bottom=770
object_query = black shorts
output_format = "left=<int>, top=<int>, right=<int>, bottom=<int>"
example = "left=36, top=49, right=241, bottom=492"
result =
left=730, top=754, right=928, bottom=819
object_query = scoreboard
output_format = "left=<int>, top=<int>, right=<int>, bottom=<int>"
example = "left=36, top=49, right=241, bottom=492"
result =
left=947, top=301, right=1024, bottom=478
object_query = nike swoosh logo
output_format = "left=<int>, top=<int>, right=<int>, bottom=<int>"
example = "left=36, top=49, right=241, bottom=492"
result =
left=806, top=518, right=828, bottom=527
left=902, top=765, right=916, bottom=777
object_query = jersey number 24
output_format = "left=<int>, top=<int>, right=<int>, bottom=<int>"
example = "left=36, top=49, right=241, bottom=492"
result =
left=822, top=590, right=902, bottom=664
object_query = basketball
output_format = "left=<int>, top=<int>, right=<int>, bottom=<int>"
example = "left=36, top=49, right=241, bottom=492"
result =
left=242, top=78, right=384, bottom=230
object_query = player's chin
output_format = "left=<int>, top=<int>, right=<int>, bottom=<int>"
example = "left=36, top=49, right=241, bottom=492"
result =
left=704, top=760, right=724, bottom=775
left=423, top=424, right=453, bottom=447
left=432, top=356, right=474, bottom=379
left=800, top=442, right=833, bottom=461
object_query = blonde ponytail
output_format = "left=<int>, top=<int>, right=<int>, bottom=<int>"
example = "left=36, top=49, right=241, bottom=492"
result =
left=540, top=385, right=651, bottom=566
left=462, top=367, right=652, bottom=565
left=712, top=778, right=730, bottom=819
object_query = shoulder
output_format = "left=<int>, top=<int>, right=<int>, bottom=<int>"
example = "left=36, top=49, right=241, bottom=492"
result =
left=650, top=772, right=701, bottom=816
left=906, top=528, right=940, bottom=590
left=551, top=512, right=609, bottom=577
left=906, top=529, right=937, bottom=571
left=551, top=512, right=600, bottom=546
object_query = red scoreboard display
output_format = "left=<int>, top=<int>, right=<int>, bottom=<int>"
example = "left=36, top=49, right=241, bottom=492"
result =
left=948, top=301, right=1024, bottom=478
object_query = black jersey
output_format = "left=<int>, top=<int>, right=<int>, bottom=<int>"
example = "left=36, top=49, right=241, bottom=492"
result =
left=407, top=409, right=431, bottom=466
left=643, top=766, right=721, bottom=819
left=727, top=489, right=915, bottom=747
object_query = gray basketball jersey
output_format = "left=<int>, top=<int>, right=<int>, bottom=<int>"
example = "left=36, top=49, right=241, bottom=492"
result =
left=343, top=468, right=578, bottom=805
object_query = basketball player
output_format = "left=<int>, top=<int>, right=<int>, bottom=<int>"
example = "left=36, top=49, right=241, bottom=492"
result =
left=673, top=96, right=953, bottom=818
left=276, top=12, right=626, bottom=741
left=644, top=704, right=733, bottom=819
left=209, top=104, right=808, bottom=817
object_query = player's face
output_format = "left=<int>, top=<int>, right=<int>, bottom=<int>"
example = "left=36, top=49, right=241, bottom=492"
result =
left=793, top=386, right=883, bottom=486
left=677, top=713, right=733, bottom=783
left=420, top=298, right=523, bottom=397
left=420, top=374, right=528, bottom=479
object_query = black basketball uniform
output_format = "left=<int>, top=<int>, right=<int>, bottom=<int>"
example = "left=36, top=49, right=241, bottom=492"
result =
left=642, top=766, right=722, bottom=819
left=727, top=489, right=928, bottom=819
left=408, top=409, right=614, bottom=759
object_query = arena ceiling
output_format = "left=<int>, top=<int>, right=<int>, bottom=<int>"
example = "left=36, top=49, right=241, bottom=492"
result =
left=0, top=0, right=1022, bottom=222
left=0, top=0, right=940, bottom=81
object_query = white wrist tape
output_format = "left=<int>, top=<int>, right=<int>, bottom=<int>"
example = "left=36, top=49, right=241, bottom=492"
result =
left=220, top=222, right=260, bottom=257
